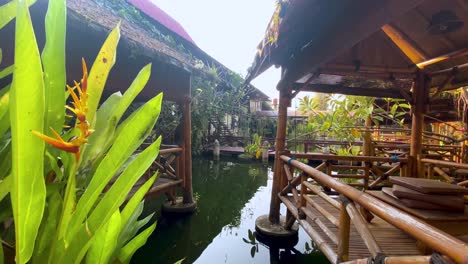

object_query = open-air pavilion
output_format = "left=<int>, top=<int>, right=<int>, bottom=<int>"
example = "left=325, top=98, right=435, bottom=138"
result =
left=247, top=1, right=468, bottom=263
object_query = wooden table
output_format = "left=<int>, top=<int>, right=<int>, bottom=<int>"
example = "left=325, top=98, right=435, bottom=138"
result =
left=367, top=190, right=468, bottom=236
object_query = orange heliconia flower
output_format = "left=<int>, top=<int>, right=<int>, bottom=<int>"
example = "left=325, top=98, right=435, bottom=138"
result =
left=33, top=58, right=93, bottom=161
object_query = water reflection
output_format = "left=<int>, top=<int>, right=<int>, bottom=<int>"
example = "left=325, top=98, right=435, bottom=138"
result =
left=132, top=157, right=329, bottom=264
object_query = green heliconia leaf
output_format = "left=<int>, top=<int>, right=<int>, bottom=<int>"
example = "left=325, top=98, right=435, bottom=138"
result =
left=10, top=0, right=46, bottom=262
left=86, top=23, right=120, bottom=125
left=66, top=93, right=162, bottom=240
left=42, top=0, right=67, bottom=134
left=0, top=175, right=11, bottom=202
left=86, top=210, right=121, bottom=264
left=0, top=88, right=10, bottom=137
left=87, top=137, right=161, bottom=232
left=32, top=191, right=62, bottom=263
left=0, top=139, right=11, bottom=179
left=0, top=65, right=13, bottom=80
left=54, top=150, right=159, bottom=263
left=0, top=0, right=37, bottom=29
left=55, top=155, right=76, bottom=240
left=118, top=202, right=154, bottom=251
left=174, top=258, right=185, bottom=264
left=78, top=92, right=121, bottom=174
left=0, top=241, right=3, bottom=264
left=113, top=64, right=152, bottom=120
left=118, top=222, right=157, bottom=264
left=120, top=176, right=156, bottom=227
left=80, top=64, right=152, bottom=178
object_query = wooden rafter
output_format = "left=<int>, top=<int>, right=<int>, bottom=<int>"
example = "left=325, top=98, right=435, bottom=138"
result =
left=277, top=0, right=426, bottom=90
left=295, top=83, right=406, bottom=99
left=430, top=73, right=456, bottom=101
left=381, top=24, right=428, bottom=65
left=417, top=48, right=468, bottom=69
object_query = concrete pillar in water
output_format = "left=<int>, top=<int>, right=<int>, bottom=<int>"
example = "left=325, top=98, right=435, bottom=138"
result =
left=262, top=140, right=269, bottom=162
left=213, top=139, right=220, bottom=160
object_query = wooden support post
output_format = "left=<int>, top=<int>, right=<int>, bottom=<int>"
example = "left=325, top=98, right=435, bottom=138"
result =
left=410, top=72, right=429, bottom=178
left=182, top=97, right=194, bottom=204
left=363, top=116, right=373, bottom=157
left=337, top=196, right=351, bottom=263
left=269, top=89, right=290, bottom=224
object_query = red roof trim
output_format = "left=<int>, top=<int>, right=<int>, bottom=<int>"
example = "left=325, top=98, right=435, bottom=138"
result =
left=127, top=0, right=196, bottom=45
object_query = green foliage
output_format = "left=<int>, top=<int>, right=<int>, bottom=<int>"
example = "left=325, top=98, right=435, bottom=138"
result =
left=294, top=92, right=410, bottom=154
left=190, top=72, right=252, bottom=153
left=10, top=0, right=46, bottom=261
left=0, top=1, right=162, bottom=263
left=241, top=134, right=264, bottom=159
left=152, top=101, right=181, bottom=143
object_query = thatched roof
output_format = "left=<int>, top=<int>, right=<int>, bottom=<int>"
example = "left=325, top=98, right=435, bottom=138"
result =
left=245, top=0, right=468, bottom=123
left=246, top=0, right=468, bottom=95
left=0, top=0, right=266, bottom=103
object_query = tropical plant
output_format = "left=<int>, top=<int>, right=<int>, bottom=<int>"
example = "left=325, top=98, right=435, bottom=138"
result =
left=0, top=0, right=162, bottom=263
left=190, top=71, right=253, bottom=154
left=240, top=133, right=263, bottom=159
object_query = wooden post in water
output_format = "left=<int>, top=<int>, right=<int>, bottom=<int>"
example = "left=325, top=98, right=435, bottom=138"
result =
left=182, top=96, right=194, bottom=204
left=410, top=72, right=428, bottom=178
left=269, top=89, right=290, bottom=224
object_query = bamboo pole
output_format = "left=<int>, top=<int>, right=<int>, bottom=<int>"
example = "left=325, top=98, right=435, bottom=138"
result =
left=283, top=164, right=300, bottom=203
left=458, top=180, right=468, bottom=187
left=281, top=155, right=468, bottom=264
left=280, top=175, right=302, bottom=196
left=182, top=98, right=194, bottom=204
left=291, top=153, right=408, bottom=163
left=303, top=181, right=341, bottom=209
left=343, top=256, right=431, bottom=264
left=269, top=90, right=290, bottom=224
left=410, top=72, right=428, bottom=178
left=421, top=158, right=468, bottom=170
left=299, top=219, right=338, bottom=262
left=363, top=116, right=373, bottom=157
left=304, top=195, right=339, bottom=226
left=345, top=202, right=382, bottom=258
left=337, top=198, right=351, bottom=263
left=433, top=166, right=455, bottom=183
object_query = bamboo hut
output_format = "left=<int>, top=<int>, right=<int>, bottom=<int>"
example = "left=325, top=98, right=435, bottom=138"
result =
left=247, top=1, right=468, bottom=263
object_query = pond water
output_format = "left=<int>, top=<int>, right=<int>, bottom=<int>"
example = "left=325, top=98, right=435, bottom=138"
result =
left=132, top=157, right=329, bottom=264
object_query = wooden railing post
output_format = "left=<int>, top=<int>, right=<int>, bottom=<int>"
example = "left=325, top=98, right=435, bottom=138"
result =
left=337, top=196, right=351, bottom=263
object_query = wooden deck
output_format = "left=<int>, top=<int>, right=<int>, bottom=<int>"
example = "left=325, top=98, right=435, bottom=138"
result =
left=298, top=196, right=421, bottom=260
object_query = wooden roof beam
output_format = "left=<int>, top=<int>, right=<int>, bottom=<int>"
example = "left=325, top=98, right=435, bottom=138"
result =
left=277, top=0, right=425, bottom=90
left=324, top=63, right=414, bottom=74
left=295, top=83, right=406, bottom=99
left=381, top=24, right=428, bottom=66
left=417, top=48, right=468, bottom=69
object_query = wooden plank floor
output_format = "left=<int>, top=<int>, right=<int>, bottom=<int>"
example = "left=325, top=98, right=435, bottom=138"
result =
left=299, top=196, right=422, bottom=261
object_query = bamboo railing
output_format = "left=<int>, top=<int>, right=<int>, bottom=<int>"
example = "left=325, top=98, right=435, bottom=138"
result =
left=286, top=153, right=407, bottom=189
left=422, top=158, right=468, bottom=185
left=278, top=155, right=468, bottom=264
left=140, top=146, right=185, bottom=200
